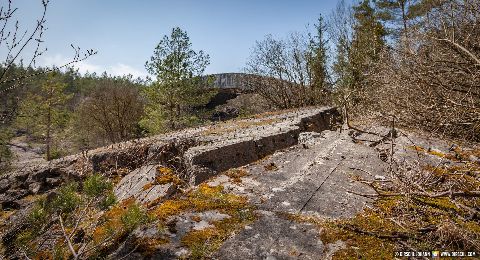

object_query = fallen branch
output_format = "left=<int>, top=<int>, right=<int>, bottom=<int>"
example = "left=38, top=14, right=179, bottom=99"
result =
left=58, top=214, right=78, bottom=260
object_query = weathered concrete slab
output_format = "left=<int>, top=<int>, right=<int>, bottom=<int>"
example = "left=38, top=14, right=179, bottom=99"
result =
left=3, top=106, right=468, bottom=259
left=1, top=107, right=340, bottom=207
left=207, top=130, right=384, bottom=259
left=214, top=210, right=325, bottom=260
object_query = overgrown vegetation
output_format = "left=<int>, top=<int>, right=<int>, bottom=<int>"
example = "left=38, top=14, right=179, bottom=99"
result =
left=284, top=144, right=480, bottom=259
left=0, top=128, right=13, bottom=174
left=7, top=173, right=150, bottom=259
left=14, top=72, right=73, bottom=160
left=245, top=14, right=331, bottom=109
left=331, top=0, right=479, bottom=142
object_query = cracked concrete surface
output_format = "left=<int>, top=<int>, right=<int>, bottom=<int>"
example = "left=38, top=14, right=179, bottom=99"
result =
left=208, top=130, right=382, bottom=259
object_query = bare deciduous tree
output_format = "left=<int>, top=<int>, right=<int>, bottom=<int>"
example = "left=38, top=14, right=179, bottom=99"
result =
left=364, top=0, right=480, bottom=141
left=245, top=29, right=330, bottom=109
left=74, top=76, right=145, bottom=146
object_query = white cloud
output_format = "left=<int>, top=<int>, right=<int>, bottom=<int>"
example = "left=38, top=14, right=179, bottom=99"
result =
left=109, top=63, right=148, bottom=79
left=40, top=54, right=148, bottom=79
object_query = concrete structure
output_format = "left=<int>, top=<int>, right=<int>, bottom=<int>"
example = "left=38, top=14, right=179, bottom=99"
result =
left=211, top=73, right=248, bottom=90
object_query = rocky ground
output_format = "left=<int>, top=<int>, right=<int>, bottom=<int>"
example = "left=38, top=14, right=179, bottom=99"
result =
left=7, top=136, right=45, bottom=169
left=1, top=107, right=478, bottom=259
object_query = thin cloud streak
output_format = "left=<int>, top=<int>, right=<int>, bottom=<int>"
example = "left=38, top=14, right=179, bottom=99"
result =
left=40, top=54, right=148, bottom=79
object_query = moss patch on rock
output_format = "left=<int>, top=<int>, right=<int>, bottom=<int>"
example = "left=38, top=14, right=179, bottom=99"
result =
left=150, top=184, right=257, bottom=259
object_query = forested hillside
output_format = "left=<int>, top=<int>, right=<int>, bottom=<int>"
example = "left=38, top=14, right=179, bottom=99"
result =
left=0, top=67, right=148, bottom=170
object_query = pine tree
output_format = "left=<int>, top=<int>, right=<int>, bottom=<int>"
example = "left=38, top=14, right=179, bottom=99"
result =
left=349, top=0, right=387, bottom=100
left=375, top=0, right=419, bottom=33
left=142, top=27, right=215, bottom=133
left=330, top=0, right=355, bottom=96
left=15, top=72, right=72, bottom=160
left=307, top=14, right=330, bottom=104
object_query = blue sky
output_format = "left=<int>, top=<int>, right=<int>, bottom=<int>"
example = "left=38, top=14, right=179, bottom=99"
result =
left=5, top=0, right=351, bottom=78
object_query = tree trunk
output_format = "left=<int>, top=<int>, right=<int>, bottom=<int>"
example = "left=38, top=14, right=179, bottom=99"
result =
left=46, top=96, right=52, bottom=161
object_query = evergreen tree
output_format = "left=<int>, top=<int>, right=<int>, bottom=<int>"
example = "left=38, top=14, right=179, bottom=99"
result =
left=142, top=27, right=215, bottom=133
left=329, top=0, right=354, bottom=93
left=348, top=0, right=387, bottom=100
left=15, top=72, right=72, bottom=160
left=333, top=36, right=354, bottom=93
left=407, top=0, right=448, bottom=20
left=375, top=0, right=418, bottom=34
left=308, top=14, right=330, bottom=102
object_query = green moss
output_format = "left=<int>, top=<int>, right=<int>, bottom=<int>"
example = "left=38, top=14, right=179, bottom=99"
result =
left=15, top=230, right=35, bottom=249
left=28, top=200, right=48, bottom=228
left=281, top=190, right=479, bottom=259
left=94, top=198, right=147, bottom=242
left=414, top=197, right=459, bottom=212
left=281, top=211, right=396, bottom=260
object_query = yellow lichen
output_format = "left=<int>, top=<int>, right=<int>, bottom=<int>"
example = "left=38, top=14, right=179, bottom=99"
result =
left=142, top=183, right=154, bottom=191
left=281, top=211, right=396, bottom=259
left=155, top=166, right=182, bottom=185
left=191, top=215, right=202, bottom=222
left=149, top=184, right=257, bottom=259
left=180, top=206, right=256, bottom=259
left=92, top=198, right=138, bottom=243
left=409, top=145, right=480, bottom=163
left=151, top=200, right=189, bottom=221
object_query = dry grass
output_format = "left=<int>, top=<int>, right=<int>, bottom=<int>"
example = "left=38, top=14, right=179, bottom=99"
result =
left=224, top=168, right=249, bottom=183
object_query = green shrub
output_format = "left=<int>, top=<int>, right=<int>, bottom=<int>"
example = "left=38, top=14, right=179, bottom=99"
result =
left=100, top=191, right=117, bottom=210
left=28, top=200, right=48, bottom=227
left=0, top=128, right=13, bottom=176
left=15, top=230, right=36, bottom=250
left=48, top=148, right=63, bottom=160
left=83, top=174, right=112, bottom=197
left=121, top=203, right=147, bottom=232
left=49, top=182, right=81, bottom=214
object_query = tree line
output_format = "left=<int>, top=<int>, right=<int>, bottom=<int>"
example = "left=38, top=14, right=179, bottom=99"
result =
left=246, top=0, right=479, bottom=142
left=0, top=27, right=216, bottom=172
